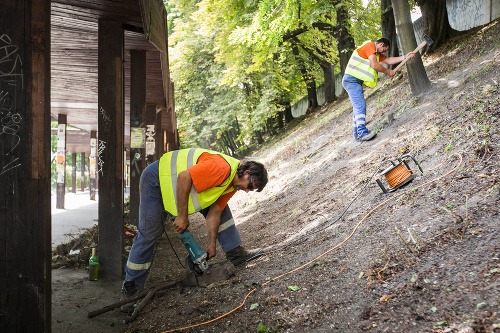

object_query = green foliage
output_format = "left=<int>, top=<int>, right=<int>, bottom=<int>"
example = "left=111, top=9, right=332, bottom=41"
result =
left=257, top=322, right=277, bottom=333
left=167, top=0, right=382, bottom=153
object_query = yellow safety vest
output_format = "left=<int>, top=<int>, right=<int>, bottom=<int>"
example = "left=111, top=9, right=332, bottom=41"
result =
left=344, top=41, right=380, bottom=88
left=158, top=148, right=240, bottom=215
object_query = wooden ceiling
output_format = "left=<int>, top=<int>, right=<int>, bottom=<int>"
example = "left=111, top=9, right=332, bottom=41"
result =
left=51, top=0, right=168, bottom=154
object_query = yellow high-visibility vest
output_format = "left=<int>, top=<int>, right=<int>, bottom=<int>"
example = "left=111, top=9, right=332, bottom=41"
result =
left=344, top=41, right=380, bottom=88
left=158, top=148, right=240, bottom=215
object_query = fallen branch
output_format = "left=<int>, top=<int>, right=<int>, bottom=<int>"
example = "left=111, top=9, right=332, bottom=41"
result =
left=124, top=290, right=156, bottom=324
left=87, top=281, right=178, bottom=318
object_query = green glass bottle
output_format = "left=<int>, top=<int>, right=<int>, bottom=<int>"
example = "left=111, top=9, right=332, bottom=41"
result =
left=89, top=247, right=99, bottom=281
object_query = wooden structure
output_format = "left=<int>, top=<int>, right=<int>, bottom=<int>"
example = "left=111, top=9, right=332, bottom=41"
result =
left=0, top=0, right=177, bottom=331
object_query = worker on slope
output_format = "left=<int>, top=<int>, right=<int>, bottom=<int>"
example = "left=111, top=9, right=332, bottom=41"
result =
left=342, top=37, right=416, bottom=142
left=122, top=148, right=268, bottom=296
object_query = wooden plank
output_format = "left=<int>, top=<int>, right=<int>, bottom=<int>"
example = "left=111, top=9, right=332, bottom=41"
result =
left=97, top=19, right=124, bottom=280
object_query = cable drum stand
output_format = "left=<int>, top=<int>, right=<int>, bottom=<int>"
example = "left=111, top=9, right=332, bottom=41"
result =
left=376, top=154, right=424, bottom=193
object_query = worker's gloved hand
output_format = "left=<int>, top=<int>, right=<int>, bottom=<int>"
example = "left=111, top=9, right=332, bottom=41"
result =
left=206, top=241, right=216, bottom=259
left=173, top=216, right=189, bottom=233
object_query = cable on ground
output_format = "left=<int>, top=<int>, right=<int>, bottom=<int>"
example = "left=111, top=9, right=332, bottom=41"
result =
left=161, top=153, right=463, bottom=333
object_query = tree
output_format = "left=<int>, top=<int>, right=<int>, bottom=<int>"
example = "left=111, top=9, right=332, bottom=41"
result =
left=391, top=0, right=431, bottom=95
left=415, top=0, right=458, bottom=52
left=167, top=0, right=384, bottom=151
left=335, top=0, right=356, bottom=76
left=381, top=0, right=398, bottom=60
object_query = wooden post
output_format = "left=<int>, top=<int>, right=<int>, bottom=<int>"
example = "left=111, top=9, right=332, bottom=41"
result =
left=98, top=20, right=124, bottom=280
left=155, top=107, right=164, bottom=157
left=89, top=131, right=97, bottom=200
left=71, top=153, right=77, bottom=193
left=56, top=114, right=67, bottom=208
left=0, top=0, right=51, bottom=331
left=129, top=50, right=146, bottom=226
left=81, top=152, right=86, bottom=191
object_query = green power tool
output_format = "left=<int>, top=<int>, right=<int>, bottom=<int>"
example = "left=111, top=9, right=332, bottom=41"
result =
left=180, top=230, right=209, bottom=276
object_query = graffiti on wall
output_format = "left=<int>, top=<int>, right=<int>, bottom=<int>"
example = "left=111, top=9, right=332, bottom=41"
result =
left=97, top=139, right=106, bottom=176
left=446, top=0, right=497, bottom=31
left=145, top=124, right=155, bottom=156
left=89, top=137, right=97, bottom=198
left=0, top=34, right=23, bottom=177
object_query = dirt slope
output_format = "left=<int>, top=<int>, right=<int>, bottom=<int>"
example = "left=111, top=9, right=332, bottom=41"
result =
left=54, top=20, right=499, bottom=333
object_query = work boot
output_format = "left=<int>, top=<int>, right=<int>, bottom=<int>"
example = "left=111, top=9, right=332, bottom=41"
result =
left=120, top=281, right=138, bottom=314
left=357, top=131, right=377, bottom=142
left=226, top=246, right=262, bottom=266
left=121, top=280, right=138, bottom=296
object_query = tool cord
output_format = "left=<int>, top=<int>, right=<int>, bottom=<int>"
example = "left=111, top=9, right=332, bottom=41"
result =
left=260, top=158, right=387, bottom=256
left=161, top=153, right=462, bottom=333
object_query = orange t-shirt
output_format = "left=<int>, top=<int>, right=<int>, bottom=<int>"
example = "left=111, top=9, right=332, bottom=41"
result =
left=357, top=41, right=387, bottom=62
left=188, top=152, right=236, bottom=209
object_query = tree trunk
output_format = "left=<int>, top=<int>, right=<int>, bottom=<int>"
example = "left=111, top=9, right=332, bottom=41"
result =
left=320, top=63, right=336, bottom=104
left=266, top=118, right=276, bottom=136
left=335, top=0, right=355, bottom=76
left=220, top=132, right=232, bottom=155
left=416, top=0, right=457, bottom=52
left=381, top=0, right=399, bottom=62
left=228, top=128, right=239, bottom=151
left=276, top=111, right=284, bottom=129
left=255, top=131, right=264, bottom=144
left=392, top=0, right=431, bottom=95
left=291, top=42, right=318, bottom=112
left=284, top=104, right=293, bottom=123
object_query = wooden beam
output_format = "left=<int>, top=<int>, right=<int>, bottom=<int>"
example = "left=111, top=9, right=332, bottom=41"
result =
left=129, top=49, right=146, bottom=226
left=0, top=0, right=51, bottom=331
left=71, top=153, right=77, bottom=193
left=81, top=152, right=86, bottom=191
left=97, top=19, right=124, bottom=280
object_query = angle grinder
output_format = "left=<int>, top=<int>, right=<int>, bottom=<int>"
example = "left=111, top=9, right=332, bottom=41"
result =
left=180, top=230, right=209, bottom=276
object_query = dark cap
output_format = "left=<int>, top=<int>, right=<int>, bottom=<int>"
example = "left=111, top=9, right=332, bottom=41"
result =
left=376, top=37, right=391, bottom=47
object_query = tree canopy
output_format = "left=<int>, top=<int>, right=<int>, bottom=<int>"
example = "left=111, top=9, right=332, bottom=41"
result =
left=167, top=0, right=397, bottom=155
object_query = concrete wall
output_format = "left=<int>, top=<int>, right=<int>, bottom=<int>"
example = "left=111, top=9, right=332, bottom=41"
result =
left=292, top=74, right=344, bottom=118
left=447, top=0, right=500, bottom=31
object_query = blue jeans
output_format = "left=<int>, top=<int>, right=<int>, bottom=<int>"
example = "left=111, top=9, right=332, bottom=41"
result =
left=342, top=74, right=369, bottom=139
left=123, top=160, right=242, bottom=290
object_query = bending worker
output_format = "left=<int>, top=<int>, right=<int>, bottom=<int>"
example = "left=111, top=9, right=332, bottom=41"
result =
left=342, top=37, right=415, bottom=142
left=122, top=148, right=268, bottom=295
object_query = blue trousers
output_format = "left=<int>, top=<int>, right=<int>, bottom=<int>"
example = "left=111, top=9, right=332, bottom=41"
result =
left=342, top=74, right=369, bottom=139
left=124, top=160, right=242, bottom=290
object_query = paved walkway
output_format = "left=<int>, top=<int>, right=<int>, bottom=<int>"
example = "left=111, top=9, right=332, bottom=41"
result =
left=51, top=191, right=99, bottom=248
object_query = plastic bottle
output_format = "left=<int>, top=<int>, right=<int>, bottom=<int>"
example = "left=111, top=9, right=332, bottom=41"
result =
left=88, top=247, right=99, bottom=281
